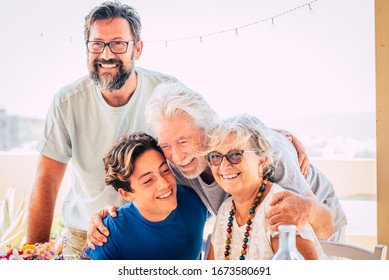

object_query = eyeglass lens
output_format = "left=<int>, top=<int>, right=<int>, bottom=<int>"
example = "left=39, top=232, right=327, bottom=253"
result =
left=87, top=41, right=129, bottom=54
left=208, top=150, right=244, bottom=166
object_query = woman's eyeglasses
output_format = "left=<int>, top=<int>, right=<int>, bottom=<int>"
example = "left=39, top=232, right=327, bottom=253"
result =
left=207, top=150, right=258, bottom=166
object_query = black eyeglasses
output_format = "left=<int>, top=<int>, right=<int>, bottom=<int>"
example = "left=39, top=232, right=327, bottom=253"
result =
left=207, top=150, right=259, bottom=166
left=86, top=40, right=134, bottom=54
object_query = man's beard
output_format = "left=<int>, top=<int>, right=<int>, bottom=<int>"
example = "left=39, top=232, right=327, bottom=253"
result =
left=89, top=57, right=134, bottom=92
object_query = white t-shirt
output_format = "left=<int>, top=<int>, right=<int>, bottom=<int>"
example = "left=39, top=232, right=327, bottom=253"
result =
left=38, top=67, right=177, bottom=231
left=211, top=184, right=325, bottom=260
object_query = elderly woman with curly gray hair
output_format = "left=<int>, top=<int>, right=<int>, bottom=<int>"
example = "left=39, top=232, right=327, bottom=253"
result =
left=205, top=114, right=326, bottom=260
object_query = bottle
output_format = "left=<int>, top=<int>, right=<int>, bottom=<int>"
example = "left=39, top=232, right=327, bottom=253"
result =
left=272, top=224, right=304, bottom=260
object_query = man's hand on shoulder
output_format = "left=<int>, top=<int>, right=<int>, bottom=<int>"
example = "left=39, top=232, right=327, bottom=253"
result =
left=275, top=129, right=310, bottom=176
left=87, top=205, right=118, bottom=250
left=266, top=190, right=313, bottom=232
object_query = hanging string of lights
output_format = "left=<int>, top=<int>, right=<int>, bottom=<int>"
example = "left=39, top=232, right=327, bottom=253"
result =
left=145, top=0, right=318, bottom=47
left=36, top=0, right=318, bottom=46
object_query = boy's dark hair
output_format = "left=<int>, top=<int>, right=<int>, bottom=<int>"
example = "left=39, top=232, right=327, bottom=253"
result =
left=103, top=132, right=163, bottom=192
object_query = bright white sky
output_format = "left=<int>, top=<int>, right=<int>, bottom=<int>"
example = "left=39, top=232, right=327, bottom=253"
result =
left=0, top=0, right=375, bottom=124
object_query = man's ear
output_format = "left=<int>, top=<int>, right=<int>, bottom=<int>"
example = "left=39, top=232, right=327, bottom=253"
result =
left=134, top=40, right=143, bottom=60
left=118, top=188, right=133, bottom=202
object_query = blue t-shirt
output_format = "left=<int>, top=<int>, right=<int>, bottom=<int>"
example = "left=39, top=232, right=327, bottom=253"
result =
left=87, top=185, right=210, bottom=260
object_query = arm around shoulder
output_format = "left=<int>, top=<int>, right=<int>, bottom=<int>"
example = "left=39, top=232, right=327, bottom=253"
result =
left=304, top=191, right=334, bottom=239
left=267, top=190, right=334, bottom=240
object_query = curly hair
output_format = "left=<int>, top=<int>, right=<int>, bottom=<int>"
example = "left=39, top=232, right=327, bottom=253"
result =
left=103, top=132, right=164, bottom=192
left=206, top=113, right=279, bottom=180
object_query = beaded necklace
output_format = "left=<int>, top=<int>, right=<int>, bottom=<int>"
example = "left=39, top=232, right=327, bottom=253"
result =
left=224, top=178, right=267, bottom=260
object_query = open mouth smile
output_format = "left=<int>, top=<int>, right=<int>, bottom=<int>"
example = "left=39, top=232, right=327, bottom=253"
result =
left=94, top=59, right=121, bottom=69
left=221, top=173, right=240, bottom=179
left=177, top=157, right=195, bottom=167
left=156, top=188, right=173, bottom=200
left=99, top=63, right=118, bottom=69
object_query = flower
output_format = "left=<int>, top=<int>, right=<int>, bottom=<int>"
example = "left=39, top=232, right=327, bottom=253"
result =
left=0, top=241, right=64, bottom=260
left=8, top=249, right=25, bottom=260
left=0, top=238, right=91, bottom=260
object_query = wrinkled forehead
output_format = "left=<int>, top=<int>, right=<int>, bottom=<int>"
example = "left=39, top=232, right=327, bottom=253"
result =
left=155, top=116, right=203, bottom=141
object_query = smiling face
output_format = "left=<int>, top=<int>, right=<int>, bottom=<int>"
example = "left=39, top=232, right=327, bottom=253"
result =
left=120, top=149, right=177, bottom=221
left=87, top=17, right=142, bottom=92
left=156, top=115, right=209, bottom=179
left=209, top=134, right=266, bottom=198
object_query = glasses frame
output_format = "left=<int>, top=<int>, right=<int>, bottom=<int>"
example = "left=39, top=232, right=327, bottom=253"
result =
left=207, top=149, right=259, bottom=166
left=86, top=40, right=134, bottom=54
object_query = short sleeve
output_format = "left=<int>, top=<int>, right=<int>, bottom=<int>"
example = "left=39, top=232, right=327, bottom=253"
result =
left=37, top=93, right=72, bottom=164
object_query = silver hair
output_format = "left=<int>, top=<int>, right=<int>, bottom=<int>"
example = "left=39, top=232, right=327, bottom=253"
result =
left=206, top=113, right=279, bottom=179
left=145, top=82, right=218, bottom=137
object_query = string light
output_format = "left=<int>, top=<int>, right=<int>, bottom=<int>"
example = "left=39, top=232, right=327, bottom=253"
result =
left=33, top=0, right=318, bottom=46
left=146, top=0, right=318, bottom=46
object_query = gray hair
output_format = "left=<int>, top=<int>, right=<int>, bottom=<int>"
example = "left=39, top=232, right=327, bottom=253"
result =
left=206, top=113, right=279, bottom=179
left=84, top=0, right=142, bottom=43
left=145, top=82, right=218, bottom=138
